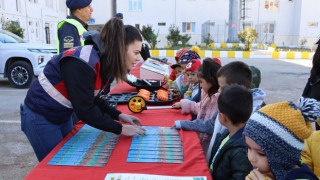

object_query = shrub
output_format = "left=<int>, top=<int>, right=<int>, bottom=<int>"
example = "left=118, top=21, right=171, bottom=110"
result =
left=180, top=34, right=191, bottom=47
left=166, top=25, right=192, bottom=48
left=238, top=27, right=258, bottom=51
left=203, top=33, right=214, bottom=46
left=140, top=25, right=159, bottom=49
left=166, top=25, right=180, bottom=47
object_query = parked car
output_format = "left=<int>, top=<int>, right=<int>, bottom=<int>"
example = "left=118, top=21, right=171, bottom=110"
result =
left=0, top=29, right=56, bottom=88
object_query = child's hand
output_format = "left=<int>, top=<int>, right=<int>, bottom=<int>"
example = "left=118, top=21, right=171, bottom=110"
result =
left=246, top=169, right=271, bottom=180
left=172, top=102, right=181, bottom=109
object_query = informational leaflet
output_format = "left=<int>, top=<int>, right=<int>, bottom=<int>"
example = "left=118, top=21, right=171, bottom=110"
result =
left=48, top=124, right=119, bottom=167
left=105, top=173, right=207, bottom=180
left=127, top=126, right=184, bottom=163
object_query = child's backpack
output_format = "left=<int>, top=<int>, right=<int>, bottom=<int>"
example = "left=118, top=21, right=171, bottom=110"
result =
left=249, top=66, right=261, bottom=89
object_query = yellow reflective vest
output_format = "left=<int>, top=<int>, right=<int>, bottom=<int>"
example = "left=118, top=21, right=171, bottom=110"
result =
left=56, top=19, right=87, bottom=54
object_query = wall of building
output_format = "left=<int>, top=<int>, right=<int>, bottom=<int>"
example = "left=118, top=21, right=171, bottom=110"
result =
left=298, top=0, right=320, bottom=48
left=0, top=0, right=67, bottom=45
left=117, top=0, right=229, bottom=47
left=90, top=0, right=112, bottom=25
left=118, top=0, right=320, bottom=48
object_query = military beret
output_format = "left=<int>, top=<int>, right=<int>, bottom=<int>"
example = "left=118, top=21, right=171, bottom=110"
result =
left=115, top=13, right=123, bottom=19
left=66, top=0, right=92, bottom=9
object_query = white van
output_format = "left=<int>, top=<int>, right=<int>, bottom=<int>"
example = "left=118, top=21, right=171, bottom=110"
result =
left=0, top=30, right=56, bottom=88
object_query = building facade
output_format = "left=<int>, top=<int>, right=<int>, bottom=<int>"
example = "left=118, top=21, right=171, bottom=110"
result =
left=116, top=0, right=320, bottom=48
left=0, top=0, right=68, bottom=44
left=1, top=0, right=319, bottom=49
left=0, top=0, right=112, bottom=45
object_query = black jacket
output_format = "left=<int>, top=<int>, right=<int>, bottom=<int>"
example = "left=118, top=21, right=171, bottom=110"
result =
left=302, top=75, right=320, bottom=101
left=210, top=128, right=252, bottom=180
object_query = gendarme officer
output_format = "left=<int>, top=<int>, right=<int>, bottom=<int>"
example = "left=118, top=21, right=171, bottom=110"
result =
left=57, top=0, right=93, bottom=54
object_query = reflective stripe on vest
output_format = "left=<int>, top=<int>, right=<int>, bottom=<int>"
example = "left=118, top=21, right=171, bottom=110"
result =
left=79, top=45, right=92, bottom=63
left=38, top=72, right=73, bottom=108
left=78, top=45, right=100, bottom=96
left=56, top=19, right=87, bottom=54
left=39, top=45, right=101, bottom=108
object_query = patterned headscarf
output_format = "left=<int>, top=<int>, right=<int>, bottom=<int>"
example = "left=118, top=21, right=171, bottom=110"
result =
left=179, top=50, right=201, bottom=64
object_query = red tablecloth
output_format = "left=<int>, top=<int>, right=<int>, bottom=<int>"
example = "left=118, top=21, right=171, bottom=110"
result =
left=24, top=62, right=212, bottom=180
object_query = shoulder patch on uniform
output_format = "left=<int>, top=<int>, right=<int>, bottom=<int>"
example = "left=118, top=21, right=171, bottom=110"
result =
left=64, top=36, right=74, bottom=43
left=63, top=36, right=74, bottom=48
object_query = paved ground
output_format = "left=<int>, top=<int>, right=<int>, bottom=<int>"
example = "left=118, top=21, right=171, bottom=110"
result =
left=0, top=58, right=313, bottom=180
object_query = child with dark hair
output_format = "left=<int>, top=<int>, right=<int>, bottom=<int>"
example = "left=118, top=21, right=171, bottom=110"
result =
left=173, top=58, right=221, bottom=153
left=169, top=48, right=189, bottom=81
left=244, top=97, right=320, bottom=180
left=169, top=63, right=182, bottom=81
left=171, top=50, right=201, bottom=97
left=210, top=84, right=253, bottom=179
left=217, top=61, right=252, bottom=89
left=206, top=61, right=266, bottom=163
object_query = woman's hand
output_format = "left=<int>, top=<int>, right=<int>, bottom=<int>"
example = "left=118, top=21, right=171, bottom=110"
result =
left=245, top=169, right=272, bottom=180
left=172, top=102, right=181, bottom=109
left=119, top=113, right=142, bottom=125
left=121, top=124, right=146, bottom=136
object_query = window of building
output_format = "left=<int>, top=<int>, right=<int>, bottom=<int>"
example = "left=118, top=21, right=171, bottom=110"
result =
left=129, top=0, right=142, bottom=11
left=35, top=22, right=39, bottom=38
left=265, top=0, right=278, bottom=12
left=158, top=22, right=166, bottom=26
left=29, top=0, right=38, bottom=3
left=263, top=23, right=275, bottom=34
left=45, top=23, right=51, bottom=44
left=182, top=22, right=195, bottom=33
